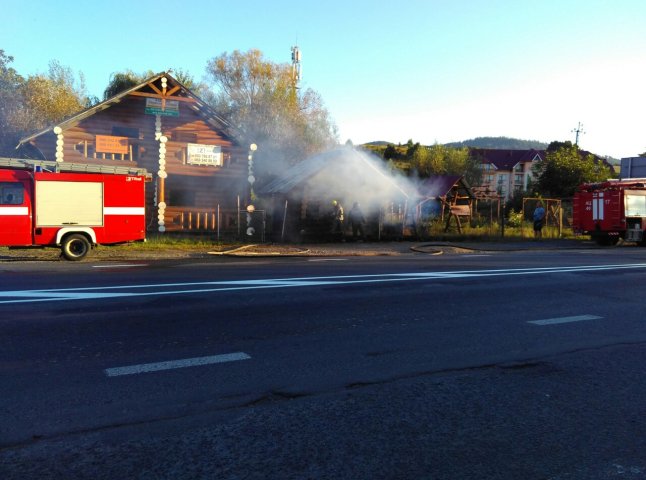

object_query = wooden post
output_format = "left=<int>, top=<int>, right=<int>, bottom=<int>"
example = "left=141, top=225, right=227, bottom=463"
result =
left=281, top=200, right=288, bottom=242
left=159, top=178, right=165, bottom=207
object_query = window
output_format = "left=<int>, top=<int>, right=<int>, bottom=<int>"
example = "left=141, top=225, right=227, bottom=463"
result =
left=0, top=182, right=25, bottom=205
left=515, top=174, right=524, bottom=184
left=112, top=126, right=139, bottom=139
left=175, top=131, right=198, bottom=143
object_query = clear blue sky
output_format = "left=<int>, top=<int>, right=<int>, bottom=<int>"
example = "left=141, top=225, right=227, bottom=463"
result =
left=3, top=0, right=645, bottom=158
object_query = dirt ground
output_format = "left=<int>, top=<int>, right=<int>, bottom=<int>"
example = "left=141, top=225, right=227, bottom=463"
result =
left=0, top=242, right=421, bottom=262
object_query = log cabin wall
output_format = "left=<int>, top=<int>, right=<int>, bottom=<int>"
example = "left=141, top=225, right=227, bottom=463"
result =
left=24, top=75, right=248, bottom=235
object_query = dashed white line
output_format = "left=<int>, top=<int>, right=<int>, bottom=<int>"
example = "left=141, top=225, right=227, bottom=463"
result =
left=92, top=264, right=148, bottom=268
left=104, top=352, right=251, bottom=377
left=528, top=315, right=603, bottom=326
left=308, top=258, right=348, bottom=262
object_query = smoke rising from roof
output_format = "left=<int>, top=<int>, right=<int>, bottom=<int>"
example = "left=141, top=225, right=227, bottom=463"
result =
left=261, top=146, right=418, bottom=215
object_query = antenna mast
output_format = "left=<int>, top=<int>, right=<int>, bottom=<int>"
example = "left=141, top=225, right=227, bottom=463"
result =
left=571, top=122, right=585, bottom=145
left=291, top=45, right=302, bottom=89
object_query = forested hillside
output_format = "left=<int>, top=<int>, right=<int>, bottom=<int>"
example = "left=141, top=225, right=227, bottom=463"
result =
left=363, top=137, right=548, bottom=151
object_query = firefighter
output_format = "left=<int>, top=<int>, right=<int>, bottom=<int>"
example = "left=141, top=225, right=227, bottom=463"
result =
left=331, top=200, right=345, bottom=240
left=348, top=201, right=366, bottom=241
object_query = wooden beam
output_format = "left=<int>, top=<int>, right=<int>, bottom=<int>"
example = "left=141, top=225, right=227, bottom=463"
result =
left=166, top=85, right=180, bottom=96
left=128, top=91, right=197, bottom=103
left=148, top=82, right=162, bottom=95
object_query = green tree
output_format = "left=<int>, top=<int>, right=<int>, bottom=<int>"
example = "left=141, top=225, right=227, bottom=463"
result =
left=533, top=141, right=610, bottom=197
left=0, top=50, right=25, bottom=155
left=383, top=144, right=398, bottom=160
left=14, top=61, right=88, bottom=130
left=411, top=143, right=482, bottom=186
left=205, top=49, right=337, bottom=178
left=103, top=70, right=153, bottom=99
left=0, top=55, right=87, bottom=155
left=103, top=68, right=204, bottom=100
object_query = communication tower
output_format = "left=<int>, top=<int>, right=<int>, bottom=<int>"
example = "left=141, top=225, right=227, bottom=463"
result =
left=291, top=45, right=302, bottom=88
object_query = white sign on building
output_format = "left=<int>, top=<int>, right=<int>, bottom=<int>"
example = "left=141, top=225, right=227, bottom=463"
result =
left=187, top=143, right=223, bottom=166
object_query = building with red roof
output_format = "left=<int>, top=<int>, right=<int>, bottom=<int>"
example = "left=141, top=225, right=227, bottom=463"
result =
left=471, top=148, right=545, bottom=200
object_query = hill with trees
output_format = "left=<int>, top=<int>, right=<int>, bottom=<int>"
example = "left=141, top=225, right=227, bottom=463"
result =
left=444, top=136, right=548, bottom=150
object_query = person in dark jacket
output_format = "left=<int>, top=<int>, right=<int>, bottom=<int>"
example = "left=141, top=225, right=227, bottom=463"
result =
left=348, top=201, right=366, bottom=241
left=533, top=201, right=546, bottom=240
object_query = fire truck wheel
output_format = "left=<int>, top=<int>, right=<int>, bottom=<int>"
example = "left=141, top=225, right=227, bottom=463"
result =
left=61, top=234, right=91, bottom=261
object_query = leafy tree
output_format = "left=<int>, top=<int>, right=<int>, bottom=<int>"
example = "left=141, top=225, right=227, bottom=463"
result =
left=103, top=68, right=204, bottom=100
left=103, top=70, right=153, bottom=99
left=14, top=61, right=88, bottom=130
left=383, top=144, right=398, bottom=160
left=0, top=55, right=87, bottom=155
left=532, top=141, right=610, bottom=197
left=411, top=143, right=482, bottom=186
left=0, top=50, right=24, bottom=155
left=204, top=49, right=337, bottom=179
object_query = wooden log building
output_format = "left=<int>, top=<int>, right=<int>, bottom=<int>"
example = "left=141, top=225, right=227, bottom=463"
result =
left=16, top=72, right=248, bottom=235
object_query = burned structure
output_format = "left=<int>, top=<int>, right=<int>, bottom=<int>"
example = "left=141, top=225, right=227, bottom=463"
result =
left=260, top=148, right=414, bottom=242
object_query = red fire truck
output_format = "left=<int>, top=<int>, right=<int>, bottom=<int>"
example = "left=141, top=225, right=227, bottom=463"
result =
left=0, top=159, right=148, bottom=260
left=572, top=179, right=646, bottom=246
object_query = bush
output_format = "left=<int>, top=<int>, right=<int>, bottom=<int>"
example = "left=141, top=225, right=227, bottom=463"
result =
left=506, top=209, right=523, bottom=227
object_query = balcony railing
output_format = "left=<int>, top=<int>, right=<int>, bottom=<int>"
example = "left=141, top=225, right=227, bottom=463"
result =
left=162, top=206, right=237, bottom=234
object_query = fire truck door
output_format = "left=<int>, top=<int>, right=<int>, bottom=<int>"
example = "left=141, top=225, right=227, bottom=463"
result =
left=0, top=180, right=32, bottom=246
left=592, top=192, right=604, bottom=221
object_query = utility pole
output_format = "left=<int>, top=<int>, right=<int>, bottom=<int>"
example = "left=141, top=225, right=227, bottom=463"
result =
left=571, top=122, right=585, bottom=145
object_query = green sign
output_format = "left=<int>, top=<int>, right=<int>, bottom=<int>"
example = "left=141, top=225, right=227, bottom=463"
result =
left=145, top=98, right=179, bottom=116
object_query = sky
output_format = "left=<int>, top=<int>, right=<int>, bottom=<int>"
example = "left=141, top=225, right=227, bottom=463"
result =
left=2, top=0, right=645, bottom=159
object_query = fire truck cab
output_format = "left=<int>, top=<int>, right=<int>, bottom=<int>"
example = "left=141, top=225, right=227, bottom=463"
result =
left=0, top=160, right=148, bottom=260
left=573, top=179, right=646, bottom=246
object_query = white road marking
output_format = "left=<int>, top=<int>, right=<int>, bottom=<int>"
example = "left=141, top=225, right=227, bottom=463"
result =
left=528, top=315, right=603, bottom=326
left=104, top=352, right=251, bottom=377
left=308, top=258, right=348, bottom=262
left=92, top=264, right=148, bottom=268
left=2, top=263, right=646, bottom=305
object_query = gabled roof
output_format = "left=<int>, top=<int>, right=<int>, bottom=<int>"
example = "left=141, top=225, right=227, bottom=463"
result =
left=18, top=71, right=239, bottom=147
left=260, top=147, right=412, bottom=198
left=471, top=148, right=544, bottom=171
left=416, top=175, right=474, bottom=200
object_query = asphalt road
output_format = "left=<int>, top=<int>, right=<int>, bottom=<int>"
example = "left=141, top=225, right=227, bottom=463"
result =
left=1, top=246, right=646, bottom=479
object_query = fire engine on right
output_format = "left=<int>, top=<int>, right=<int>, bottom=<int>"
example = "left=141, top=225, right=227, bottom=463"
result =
left=573, top=179, right=646, bottom=246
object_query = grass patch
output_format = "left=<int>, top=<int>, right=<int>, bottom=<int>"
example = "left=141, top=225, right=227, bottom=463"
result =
left=104, top=234, right=243, bottom=251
